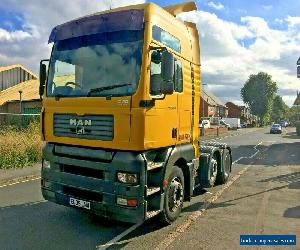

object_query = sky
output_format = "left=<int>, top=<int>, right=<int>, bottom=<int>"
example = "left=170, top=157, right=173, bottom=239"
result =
left=0, top=0, right=299, bottom=106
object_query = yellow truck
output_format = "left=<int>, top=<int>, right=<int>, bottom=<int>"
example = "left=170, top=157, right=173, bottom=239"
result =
left=39, top=2, right=232, bottom=224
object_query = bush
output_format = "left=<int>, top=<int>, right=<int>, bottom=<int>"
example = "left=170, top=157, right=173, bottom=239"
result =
left=295, top=121, right=300, bottom=136
left=0, top=121, right=42, bottom=169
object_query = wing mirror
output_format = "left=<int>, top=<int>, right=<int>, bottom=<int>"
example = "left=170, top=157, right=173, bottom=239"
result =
left=39, top=59, right=49, bottom=99
left=161, top=50, right=174, bottom=95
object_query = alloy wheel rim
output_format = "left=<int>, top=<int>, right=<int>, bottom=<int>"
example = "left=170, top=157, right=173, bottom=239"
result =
left=168, top=177, right=184, bottom=213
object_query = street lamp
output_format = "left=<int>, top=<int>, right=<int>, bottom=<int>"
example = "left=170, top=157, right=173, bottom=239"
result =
left=297, top=57, right=300, bottom=78
left=19, top=90, right=23, bottom=114
left=202, top=83, right=208, bottom=119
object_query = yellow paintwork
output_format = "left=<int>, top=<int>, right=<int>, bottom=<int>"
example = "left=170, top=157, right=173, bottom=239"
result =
left=42, top=2, right=201, bottom=157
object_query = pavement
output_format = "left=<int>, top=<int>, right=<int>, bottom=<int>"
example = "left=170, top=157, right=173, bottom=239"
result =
left=0, top=126, right=299, bottom=250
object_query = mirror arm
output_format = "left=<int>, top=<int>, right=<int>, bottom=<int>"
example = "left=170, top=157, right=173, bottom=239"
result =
left=149, top=45, right=167, bottom=52
left=152, top=94, right=166, bottom=101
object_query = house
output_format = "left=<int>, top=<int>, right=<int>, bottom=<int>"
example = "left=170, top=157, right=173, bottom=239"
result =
left=200, top=89, right=228, bottom=118
left=226, top=101, right=258, bottom=124
left=293, top=91, right=300, bottom=106
left=225, top=102, right=241, bottom=118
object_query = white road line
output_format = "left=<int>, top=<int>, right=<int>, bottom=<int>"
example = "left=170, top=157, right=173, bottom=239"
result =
left=96, top=222, right=143, bottom=250
left=0, top=175, right=41, bottom=188
left=232, top=141, right=262, bottom=165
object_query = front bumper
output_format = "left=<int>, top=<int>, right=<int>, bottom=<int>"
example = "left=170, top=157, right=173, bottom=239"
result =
left=270, top=130, right=281, bottom=134
left=41, top=143, right=147, bottom=223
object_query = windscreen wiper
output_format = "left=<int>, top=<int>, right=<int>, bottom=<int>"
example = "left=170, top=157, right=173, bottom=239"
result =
left=87, top=83, right=132, bottom=97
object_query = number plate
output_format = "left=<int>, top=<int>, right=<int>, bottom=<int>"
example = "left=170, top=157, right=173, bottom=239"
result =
left=69, top=197, right=90, bottom=210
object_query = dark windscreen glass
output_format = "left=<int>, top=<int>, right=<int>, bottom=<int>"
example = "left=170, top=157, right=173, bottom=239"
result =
left=46, top=30, right=143, bottom=97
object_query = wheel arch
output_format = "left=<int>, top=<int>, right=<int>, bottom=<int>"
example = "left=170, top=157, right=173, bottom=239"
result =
left=174, top=158, right=191, bottom=201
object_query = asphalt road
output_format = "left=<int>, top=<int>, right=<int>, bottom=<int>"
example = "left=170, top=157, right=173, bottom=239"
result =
left=0, top=127, right=299, bottom=250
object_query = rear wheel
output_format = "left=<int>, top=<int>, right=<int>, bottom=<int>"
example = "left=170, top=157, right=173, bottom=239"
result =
left=199, top=154, right=218, bottom=188
left=216, top=149, right=231, bottom=184
left=160, top=166, right=184, bottom=224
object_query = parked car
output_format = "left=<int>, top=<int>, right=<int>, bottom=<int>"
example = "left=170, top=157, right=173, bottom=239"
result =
left=270, top=124, right=282, bottom=134
left=240, top=123, right=248, bottom=128
left=199, top=119, right=211, bottom=128
left=280, top=121, right=288, bottom=128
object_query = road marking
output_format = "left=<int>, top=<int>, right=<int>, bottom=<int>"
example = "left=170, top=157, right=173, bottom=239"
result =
left=96, top=222, right=143, bottom=250
left=0, top=175, right=41, bottom=188
left=154, top=141, right=262, bottom=250
left=232, top=141, right=262, bottom=165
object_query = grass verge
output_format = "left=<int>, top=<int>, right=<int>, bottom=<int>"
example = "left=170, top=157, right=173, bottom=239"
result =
left=0, top=122, right=42, bottom=169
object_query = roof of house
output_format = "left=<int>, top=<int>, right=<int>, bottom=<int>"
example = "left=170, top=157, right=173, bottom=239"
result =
left=201, top=88, right=226, bottom=107
left=0, top=79, right=39, bottom=106
left=0, top=64, right=37, bottom=79
left=293, top=91, right=300, bottom=106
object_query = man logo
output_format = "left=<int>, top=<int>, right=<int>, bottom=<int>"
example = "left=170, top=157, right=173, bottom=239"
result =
left=69, top=119, right=92, bottom=135
left=70, top=119, right=92, bottom=126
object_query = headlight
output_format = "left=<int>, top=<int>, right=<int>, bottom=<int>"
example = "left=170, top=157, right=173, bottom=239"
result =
left=42, top=159, right=51, bottom=169
left=117, top=172, right=138, bottom=184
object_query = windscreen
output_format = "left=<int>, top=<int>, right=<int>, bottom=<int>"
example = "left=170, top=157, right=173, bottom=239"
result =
left=46, top=30, right=143, bottom=97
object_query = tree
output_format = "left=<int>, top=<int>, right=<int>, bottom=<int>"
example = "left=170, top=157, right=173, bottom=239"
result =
left=271, top=95, right=289, bottom=122
left=241, top=72, right=278, bottom=125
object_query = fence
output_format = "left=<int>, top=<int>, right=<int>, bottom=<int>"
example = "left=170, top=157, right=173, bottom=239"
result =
left=0, top=113, right=40, bottom=128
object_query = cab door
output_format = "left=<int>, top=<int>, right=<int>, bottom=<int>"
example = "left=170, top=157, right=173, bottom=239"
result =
left=144, top=50, right=178, bottom=148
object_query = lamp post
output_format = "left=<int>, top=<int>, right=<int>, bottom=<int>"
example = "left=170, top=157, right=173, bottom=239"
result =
left=19, top=90, right=23, bottom=114
left=202, top=83, right=208, bottom=119
left=297, top=57, right=300, bottom=78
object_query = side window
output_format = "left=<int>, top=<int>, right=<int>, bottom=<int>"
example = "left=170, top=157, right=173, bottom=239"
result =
left=152, top=26, right=181, bottom=53
left=174, top=60, right=183, bottom=92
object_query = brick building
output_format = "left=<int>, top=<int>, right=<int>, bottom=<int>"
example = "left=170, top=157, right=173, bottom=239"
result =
left=200, top=89, right=228, bottom=118
left=225, top=102, right=241, bottom=118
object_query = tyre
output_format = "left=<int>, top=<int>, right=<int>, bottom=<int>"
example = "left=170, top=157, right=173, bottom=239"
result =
left=160, top=166, right=184, bottom=224
left=216, top=149, right=231, bottom=184
left=199, top=154, right=218, bottom=188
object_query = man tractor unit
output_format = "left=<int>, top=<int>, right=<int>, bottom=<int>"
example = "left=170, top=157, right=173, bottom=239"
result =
left=40, top=2, right=232, bottom=224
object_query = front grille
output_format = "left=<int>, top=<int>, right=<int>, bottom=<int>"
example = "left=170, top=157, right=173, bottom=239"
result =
left=61, top=164, right=104, bottom=180
left=54, top=114, right=113, bottom=140
left=63, top=186, right=103, bottom=202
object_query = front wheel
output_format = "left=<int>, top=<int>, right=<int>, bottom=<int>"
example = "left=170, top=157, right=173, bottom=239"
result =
left=160, top=166, right=184, bottom=224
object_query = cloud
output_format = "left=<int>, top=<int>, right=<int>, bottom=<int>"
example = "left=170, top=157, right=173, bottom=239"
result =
left=0, top=0, right=145, bottom=72
left=179, top=11, right=300, bottom=106
left=207, top=1, right=224, bottom=11
left=285, top=16, right=300, bottom=27
left=0, top=28, right=31, bottom=42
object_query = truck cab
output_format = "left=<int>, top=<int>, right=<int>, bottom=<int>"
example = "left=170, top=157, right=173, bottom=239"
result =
left=40, top=2, right=232, bottom=224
